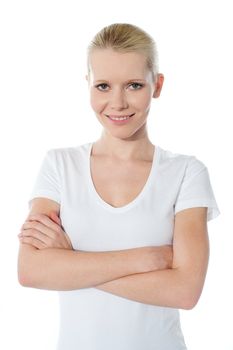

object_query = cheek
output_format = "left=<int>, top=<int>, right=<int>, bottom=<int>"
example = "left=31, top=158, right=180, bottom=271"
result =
left=129, top=91, right=151, bottom=109
left=89, top=89, right=152, bottom=112
left=90, top=92, right=106, bottom=112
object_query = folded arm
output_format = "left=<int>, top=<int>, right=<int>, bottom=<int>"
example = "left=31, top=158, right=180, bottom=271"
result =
left=18, top=199, right=209, bottom=310
left=95, top=207, right=209, bottom=310
left=18, top=198, right=172, bottom=291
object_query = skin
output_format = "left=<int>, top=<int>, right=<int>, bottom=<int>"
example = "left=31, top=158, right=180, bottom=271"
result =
left=18, top=48, right=209, bottom=309
left=19, top=211, right=72, bottom=250
left=19, top=48, right=167, bottom=261
left=85, top=48, right=164, bottom=160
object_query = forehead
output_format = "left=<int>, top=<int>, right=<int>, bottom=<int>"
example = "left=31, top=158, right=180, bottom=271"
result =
left=89, top=49, right=150, bottom=81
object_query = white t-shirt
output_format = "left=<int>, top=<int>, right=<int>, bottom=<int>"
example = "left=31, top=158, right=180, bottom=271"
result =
left=28, top=141, right=220, bottom=350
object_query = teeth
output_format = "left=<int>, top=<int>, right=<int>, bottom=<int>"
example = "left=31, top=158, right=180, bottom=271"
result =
left=109, top=115, right=132, bottom=121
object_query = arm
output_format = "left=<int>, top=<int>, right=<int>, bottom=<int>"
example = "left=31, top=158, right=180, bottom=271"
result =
left=18, top=198, right=171, bottom=291
left=18, top=243, right=146, bottom=291
left=94, top=207, right=209, bottom=310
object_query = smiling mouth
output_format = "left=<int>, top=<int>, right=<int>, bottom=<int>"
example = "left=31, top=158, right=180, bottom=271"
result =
left=106, top=114, right=135, bottom=120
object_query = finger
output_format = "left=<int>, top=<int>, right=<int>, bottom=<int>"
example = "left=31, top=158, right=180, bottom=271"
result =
left=49, top=211, right=61, bottom=226
left=20, top=228, right=53, bottom=246
left=19, top=236, right=46, bottom=250
left=64, top=232, right=74, bottom=249
left=27, top=213, right=61, bottom=233
left=22, top=221, right=57, bottom=241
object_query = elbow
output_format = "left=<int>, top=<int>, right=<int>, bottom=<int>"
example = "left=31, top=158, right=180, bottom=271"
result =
left=17, top=251, right=39, bottom=288
left=175, top=269, right=205, bottom=310
left=181, top=296, right=199, bottom=310
left=18, top=272, right=30, bottom=287
left=180, top=289, right=202, bottom=310
left=18, top=266, right=35, bottom=288
left=18, top=271, right=41, bottom=289
left=17, top=242, right=45, bottom=288
left=18, top=258, right=30, bottom=287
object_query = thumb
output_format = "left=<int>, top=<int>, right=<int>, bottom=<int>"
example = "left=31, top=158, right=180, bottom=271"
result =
left=49, top=211, right=62, bottom=226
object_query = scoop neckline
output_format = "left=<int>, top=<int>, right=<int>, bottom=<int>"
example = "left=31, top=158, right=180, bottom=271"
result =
left=86, top=142, right=161, bottom=213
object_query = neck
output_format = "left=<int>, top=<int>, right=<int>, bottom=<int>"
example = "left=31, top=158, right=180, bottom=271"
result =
left=92, top=131, right=155, bottom=162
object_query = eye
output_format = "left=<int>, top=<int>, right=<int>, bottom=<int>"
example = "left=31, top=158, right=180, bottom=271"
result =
left=129, top=83, right=144, bottom=90
left=94, top=82, right=144, bottom=91
left=95, top=83, right=109, bottom=91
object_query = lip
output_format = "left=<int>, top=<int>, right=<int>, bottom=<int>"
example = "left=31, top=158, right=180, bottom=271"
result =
left=106, top=113, right=135, bottom=118
left=106, top=113, right=134, bottom=125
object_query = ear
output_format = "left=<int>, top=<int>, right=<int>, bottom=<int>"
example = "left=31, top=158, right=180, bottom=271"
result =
left=152, top=73, right=164, bottom=98
left=85, top=74, right=91, bottom=88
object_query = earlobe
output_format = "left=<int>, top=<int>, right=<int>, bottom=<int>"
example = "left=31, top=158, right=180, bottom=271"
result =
left=152, top=89, right=157, bottom=98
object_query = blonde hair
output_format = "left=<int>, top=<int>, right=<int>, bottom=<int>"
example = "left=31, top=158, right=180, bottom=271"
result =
left=86, top=23, right=159, bottom=82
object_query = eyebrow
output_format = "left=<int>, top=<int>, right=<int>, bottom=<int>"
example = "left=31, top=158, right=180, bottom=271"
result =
left=94, top=79, right=146, bottom=83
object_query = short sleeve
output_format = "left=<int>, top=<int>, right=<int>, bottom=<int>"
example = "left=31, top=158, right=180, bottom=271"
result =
left=174, top=157, right=221, bottom=222
left=28, top=149, right=61, bottom=208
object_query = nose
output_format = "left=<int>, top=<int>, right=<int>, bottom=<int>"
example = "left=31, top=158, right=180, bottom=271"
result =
left=110, top=88, right=128, bottom=110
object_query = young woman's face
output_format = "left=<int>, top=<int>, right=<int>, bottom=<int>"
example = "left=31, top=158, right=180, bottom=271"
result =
left=86, top=48, right=163, bottom=139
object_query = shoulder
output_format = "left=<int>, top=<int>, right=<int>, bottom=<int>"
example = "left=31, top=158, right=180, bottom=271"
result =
left=158, top=145, right=207, bottom=175
left=46, top=142, right=91, bottom=161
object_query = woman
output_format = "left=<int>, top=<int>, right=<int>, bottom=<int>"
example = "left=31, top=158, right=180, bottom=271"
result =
left=18, top=23, right=220, bottom=350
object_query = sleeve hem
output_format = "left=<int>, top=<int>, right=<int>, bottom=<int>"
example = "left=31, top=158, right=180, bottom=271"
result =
left=174, top=198, right=221, bottom=222
left=28, top=190, right=61, bottom=208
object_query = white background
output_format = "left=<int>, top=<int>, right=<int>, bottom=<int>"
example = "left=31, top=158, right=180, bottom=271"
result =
left=0, top=0, right=232, bottom=349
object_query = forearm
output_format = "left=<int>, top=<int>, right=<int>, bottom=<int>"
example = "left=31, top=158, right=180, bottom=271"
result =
left=18, top=244, right=143, bottom=291
left=95, top=268, right=200, bottom=310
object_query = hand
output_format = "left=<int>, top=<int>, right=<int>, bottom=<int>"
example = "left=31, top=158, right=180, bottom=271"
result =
left=149, top=245, right=173, bottom=271
left=18, top=212, right=73, bottom=250
left=136, top=245, right=173, bottom=273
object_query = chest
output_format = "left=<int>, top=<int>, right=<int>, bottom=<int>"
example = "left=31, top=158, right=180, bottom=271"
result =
left=89, top=155, right=153, bottom=208
left=59, top=147, right=178, bottom=251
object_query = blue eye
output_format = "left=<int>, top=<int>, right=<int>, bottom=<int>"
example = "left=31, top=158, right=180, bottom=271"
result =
left=95, top=83, right=108, bottom=91
left=130, top=83, right=143, bottom=90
